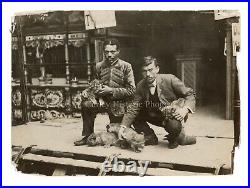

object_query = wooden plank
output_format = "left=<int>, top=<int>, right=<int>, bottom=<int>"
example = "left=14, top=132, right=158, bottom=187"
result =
left=22, top=153, right=101, bottom=170
left=99, top=166, right=212, bottom=176
left=145, top=168, right=212, bottom=176
left=13, top=148, right=26, bottom=164
left=21, top=153, right=212, bottom=176
left=25, top=147, right=230, bottom=175
left=12, top=146, right=23, bottom=152
left=29, top=147, right=207, bottom=174
left=17, top=136, right=233, bottom=171
left=24, top=149, right=227, bottom=175
left=29, top=148, right=105, bottom=162
left=52, top=166, right=67, bottom=176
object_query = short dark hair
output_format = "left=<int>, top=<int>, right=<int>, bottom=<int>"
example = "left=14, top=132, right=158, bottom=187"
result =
left=103, top=38, right=120, bottom=50
left=143, top=56, right=159, bottom=67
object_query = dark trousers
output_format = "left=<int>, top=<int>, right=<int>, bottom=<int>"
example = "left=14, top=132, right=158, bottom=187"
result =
left=133, top=108, right=182, bottom=142
left=81, top=100, right=123, bottom=136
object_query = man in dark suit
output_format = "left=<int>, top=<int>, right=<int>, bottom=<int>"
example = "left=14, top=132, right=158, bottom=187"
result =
left=120, top=56, right=196, bottom=149
left=74, top=38, right=136, bottom=146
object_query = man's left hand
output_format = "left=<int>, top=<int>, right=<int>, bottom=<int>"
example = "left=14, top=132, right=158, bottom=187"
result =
left=95, top=85, right=113, bottom=96
left=172, top=107, right=189, bottom=121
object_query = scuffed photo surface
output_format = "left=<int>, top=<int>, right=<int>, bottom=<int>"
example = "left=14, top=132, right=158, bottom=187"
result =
left=11, top=9, right=240, bottom=177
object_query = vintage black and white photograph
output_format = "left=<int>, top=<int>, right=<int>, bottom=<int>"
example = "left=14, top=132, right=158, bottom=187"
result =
left=9, top=8, right=243, bottom=178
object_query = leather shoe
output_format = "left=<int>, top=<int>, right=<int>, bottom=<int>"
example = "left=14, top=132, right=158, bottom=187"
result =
left=177, top=135, right=196, bottom=145
left=74, top=136, right=88, bottom=146
left=145, top=134, right=158, bottom=146
left=168, top=141, right=179, bottom=149
left=177, top=130, right=196, bottom=145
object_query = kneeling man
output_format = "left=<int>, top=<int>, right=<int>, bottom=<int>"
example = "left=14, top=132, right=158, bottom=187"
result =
left=119, top=56, right=196, bottom=149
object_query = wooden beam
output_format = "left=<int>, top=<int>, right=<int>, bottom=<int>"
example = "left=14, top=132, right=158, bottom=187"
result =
left=145, top=168, right=212, bottom=176
left=15, top=16, right=29, bottom=123
left=29, top=148, right=106, bottom=162
left=233, top=69, right=240, bottom=146
left=225, top=26, right=233, bottom=120
left=225, top=18, right=239, bottom=120
left=22, top=153, right=101, bottom=169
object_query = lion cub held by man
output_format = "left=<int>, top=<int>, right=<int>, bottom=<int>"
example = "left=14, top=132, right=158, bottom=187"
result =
left=106, top=123, right=145, bottom=153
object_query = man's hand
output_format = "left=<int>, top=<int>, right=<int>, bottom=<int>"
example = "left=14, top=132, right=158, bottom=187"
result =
left=172, top=107, right=189, bottom=121
left=95, top=85, right=113, bottom=96
left=118, top=125, right=127, bottom=140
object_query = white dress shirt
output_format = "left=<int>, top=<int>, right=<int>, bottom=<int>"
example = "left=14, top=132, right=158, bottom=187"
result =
left=149, top=80, right=157, bottom=95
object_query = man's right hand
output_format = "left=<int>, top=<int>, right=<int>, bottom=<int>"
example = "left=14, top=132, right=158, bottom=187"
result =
left=172, top=107, right=189, bottom=122
left=118, top=125, right=127, bottom=140
left=95, top=85, right=113, bottom=96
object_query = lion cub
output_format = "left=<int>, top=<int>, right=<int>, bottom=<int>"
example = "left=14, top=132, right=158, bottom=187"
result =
left=106, top=123, right=145, bottom=152
left=87, top=132, right=119, bottom=148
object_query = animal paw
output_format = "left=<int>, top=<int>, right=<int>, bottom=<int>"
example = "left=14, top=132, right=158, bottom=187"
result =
left=104, top=144, right=111, bottom=148
left=120, top=142, right=129, bottom=149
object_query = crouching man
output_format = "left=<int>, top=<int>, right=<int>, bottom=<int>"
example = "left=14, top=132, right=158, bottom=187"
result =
left=119, top=56, right=197, bottom=149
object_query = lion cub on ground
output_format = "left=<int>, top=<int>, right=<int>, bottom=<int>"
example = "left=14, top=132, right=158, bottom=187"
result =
left=87, top=132, right=119, bottom=148
left=106, top=123, right=145, bottom=152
